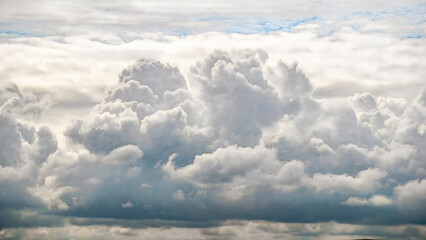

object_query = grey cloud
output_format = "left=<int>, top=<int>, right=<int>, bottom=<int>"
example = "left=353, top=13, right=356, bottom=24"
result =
left=16, top=122, right=36, bottom=144
left=189, top=50, right=299, bottom=147
left=47, top=51, right=424, bottom=224
left=106, top=80, right=159, bottom=104
left=164, top=145, right=281, bottom=186
left=0, top=209, right=64, bottom=229
left=0, top=114, right=22, bottom=166
left=32, top=126, right=58, bottom=164
left=394, top=179, right=426, bottom=211
left=266, top=61, right=312, bottom=99
left=0, top=85, right=59, bottom=214
left=28, top=86, right=99, bottom=110
left=0, top=83, right=52, bottom=119
left=2, top=218, right=426, bottom=240
left=0, top=0, right=425, bottom=237
left=2, top=50, right=426, bottom=228
left=349, top=92, right=377, bottom=111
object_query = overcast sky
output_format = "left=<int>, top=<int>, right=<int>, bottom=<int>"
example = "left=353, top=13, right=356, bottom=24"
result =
left=1, top=1, right=426, bottom=239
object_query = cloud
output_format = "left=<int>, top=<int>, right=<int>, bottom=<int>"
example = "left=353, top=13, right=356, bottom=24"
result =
left=1, top=217, right=426, bottom=240
left=172, top=190, right=186, bottom=201
left=121, top=201, right=134, bottom=208
left=311, top=168, right=387, bottom=194
left=189, top=50, right=300, bottom=147
left=164, top=145, right=309, bottom=198
left=0, top=0, right=423, bottom=36
left=22, top=51, right=425, bottom=224
left=1, top=48, right=425, bottom=234
left=28, top=175, right=73, bottom=210
left=394, top=179, right=426, bottom=212
left=103, top=145, right=143, bottom=165
left=0, top=83, right=52, bottom=119
left=0, top=0, right=425, bottom=238
left=343, top=195, right=393, bottom=206
left=32, top=126, right=58, bottom=164
left=0, top=84, right=59, bottom=214
left=0, top=114, right=22, bottom=167
left=0, top=84, right=56, bottom=167
left=119, top=58, right=187, bottom=97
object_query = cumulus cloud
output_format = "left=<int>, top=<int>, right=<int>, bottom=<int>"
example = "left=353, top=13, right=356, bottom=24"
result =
left=0, top=114, right=22, bottom=167
left=103, top=145, right=143, bottom=165
left=0, top=85, right=59, bottom=217
left=0, top=83, right=52, bottom=119
left=1, top=49, right=425, bottom=237
left=311, top=168, right=387, bottom=193
left=0, top=87, right=57, bottom=169
left=343, top=195, right=393, bottom=206
left=394, top=179, right=426, bottom=211
left=164, top=145, right=310, bottom=200
left=33, top=51, right=424, bottom=222
left=119, top=59, right=187, bottom=97
left=0, top=0, right=425, bottom=238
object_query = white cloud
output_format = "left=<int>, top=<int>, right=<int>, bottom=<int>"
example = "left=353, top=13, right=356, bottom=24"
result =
left=311, top=168, right=387, bottom=194
left=394, top=179, right=426, bottom=211
left=121, top=201, right=134, bottom=208
left=103, top=145, right=143, bottom=165
left=343, top=195, right=393, bottom=206
left=0, top=0, right=422, bottom=36
left=172, top=190, right=186, bottom=201
left=119, top=58, right=187, bottom=97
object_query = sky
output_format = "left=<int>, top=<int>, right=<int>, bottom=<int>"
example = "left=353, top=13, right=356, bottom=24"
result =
left=0, top=0, right=426, bottom=239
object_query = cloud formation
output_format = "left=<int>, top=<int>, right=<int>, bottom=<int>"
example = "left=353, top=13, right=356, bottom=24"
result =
left=0, top=0, right=425, bottom=239
left=0, top=48, right=425, bottom=239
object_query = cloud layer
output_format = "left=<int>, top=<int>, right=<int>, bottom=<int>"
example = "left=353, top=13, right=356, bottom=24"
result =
left=1, top=49, right=425, bottom=238
left=1, top=1, right=425, bottom=239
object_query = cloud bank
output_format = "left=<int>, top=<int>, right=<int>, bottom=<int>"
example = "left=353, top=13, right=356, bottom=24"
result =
left=0, top=47, right=425, bottom=240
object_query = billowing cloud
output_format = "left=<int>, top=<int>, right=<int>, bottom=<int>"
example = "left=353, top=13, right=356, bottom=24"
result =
left=1, top=46, right=425, bottom=238
left=1, top=50, right=420, bottom=224
left=0, top=0, right=425, bottom=238
left=0, top=85, right=57, bottom=215
left=0, top=83, right=52, bottom=119
left=394, top=179, right=426, bottom=212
